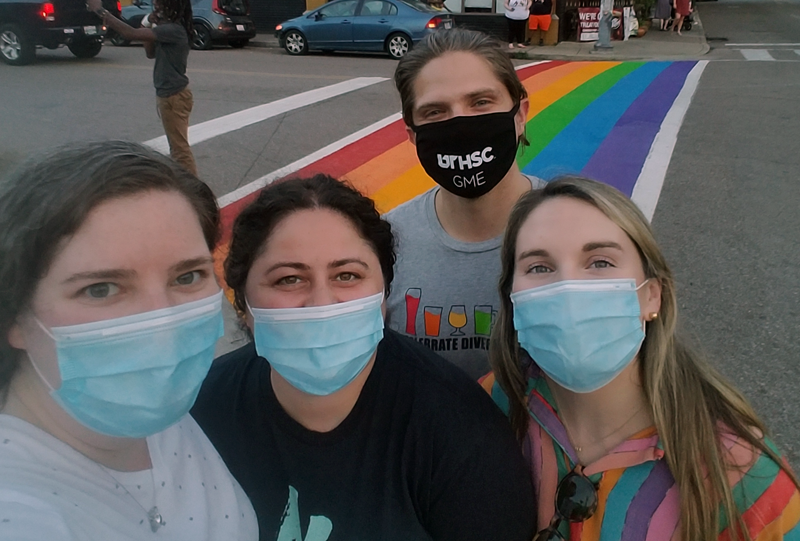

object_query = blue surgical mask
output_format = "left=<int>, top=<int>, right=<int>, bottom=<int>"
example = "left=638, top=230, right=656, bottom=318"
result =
left=30, top=291, right=224, bottom=438
left=249, top=292, right=384, bottom=396
left=511, top=279, right=647, bottom=393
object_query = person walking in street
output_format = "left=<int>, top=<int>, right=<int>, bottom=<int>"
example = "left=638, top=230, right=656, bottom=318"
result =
left=504, top=0, right=532, bottom=48
left=528, top=0, right=552, bottom=45
left=386, top=29, right=545, bottom=380
left=672, top=0, right=692, bottom=35
left=490, top=176, right=800, bottom=540
left=87, top=0, right=198, bottom=175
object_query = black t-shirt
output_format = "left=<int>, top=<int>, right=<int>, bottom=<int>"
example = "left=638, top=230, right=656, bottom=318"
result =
left=529, top=0, right=552, bottom=15
left=192, top=330, right=536, bottom=541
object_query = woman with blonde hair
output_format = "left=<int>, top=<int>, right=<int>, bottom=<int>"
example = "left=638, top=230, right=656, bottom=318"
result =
left=489, top=176, right=800, bottom=540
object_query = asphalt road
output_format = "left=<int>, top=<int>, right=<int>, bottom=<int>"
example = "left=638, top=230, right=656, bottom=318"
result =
left=656, top=0, right=800, bottom=464
left=0, top=1, right=798, bottom=465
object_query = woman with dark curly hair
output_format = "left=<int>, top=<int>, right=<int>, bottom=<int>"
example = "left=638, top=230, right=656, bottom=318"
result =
left=191, top=174, right=536, bottom=541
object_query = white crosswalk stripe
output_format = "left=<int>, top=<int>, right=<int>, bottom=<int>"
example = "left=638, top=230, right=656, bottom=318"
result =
left=795, top=50, right=800, bottom=57
left=740, top=49, right=776, bottom=61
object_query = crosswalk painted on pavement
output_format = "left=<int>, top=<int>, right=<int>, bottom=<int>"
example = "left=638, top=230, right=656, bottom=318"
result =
left=725, top=43, right=800, bottom=61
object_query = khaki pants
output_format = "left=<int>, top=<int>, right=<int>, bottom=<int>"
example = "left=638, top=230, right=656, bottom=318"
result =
left=156, top=87, right=197, bottom=176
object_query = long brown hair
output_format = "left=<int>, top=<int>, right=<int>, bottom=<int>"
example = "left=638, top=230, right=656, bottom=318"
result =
left=490, top=176, right=799, bottom=541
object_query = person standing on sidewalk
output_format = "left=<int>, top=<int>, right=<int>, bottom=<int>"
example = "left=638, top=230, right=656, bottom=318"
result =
left=386, top=29, right=545, bottom=379
left=528, top=0, right=552, bottom=45
left=672, top=0, right=692, bottom=35
left=88, top=0, right=197, bottom=176
left=504, top=0, right=531, bottom=48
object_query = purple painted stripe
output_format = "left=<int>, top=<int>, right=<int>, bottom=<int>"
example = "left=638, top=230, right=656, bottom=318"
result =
left=619, top=459, right=676, bottom=541
left=527, top=392, right=579, bottom=465
left=582, top=61, right=696, bottom=196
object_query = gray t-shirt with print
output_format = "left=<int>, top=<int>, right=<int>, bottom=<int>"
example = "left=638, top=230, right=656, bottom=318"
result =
left=153, top=23, right=189, bottom=98
left=385, top=175, right=545, bottom=380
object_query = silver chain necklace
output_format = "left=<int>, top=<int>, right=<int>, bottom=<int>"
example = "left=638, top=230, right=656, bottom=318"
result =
left=100, top=464, right=166, bottom=533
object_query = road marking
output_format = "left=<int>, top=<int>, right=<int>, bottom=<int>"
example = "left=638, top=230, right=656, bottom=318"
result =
left=631, top=61, right=708, bottom=221
left=144, top=77, right=388, bottom=153
left=216, top=113, right=402, bottom=208
left=725, top=43, right=800, bottom=47
left=740, top=49, right=775, bottom=61
left=216, top=62, right=548, bottom=208
left=795, top=50, right=800, bottom=56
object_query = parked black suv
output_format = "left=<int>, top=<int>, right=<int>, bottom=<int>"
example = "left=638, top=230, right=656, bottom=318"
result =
left=1, top=0, right=120, bottom=64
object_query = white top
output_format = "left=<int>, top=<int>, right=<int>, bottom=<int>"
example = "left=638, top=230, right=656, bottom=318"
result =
left=0, top=414, right=258, bottom=541
left=505, top=0, right=530, bottom=20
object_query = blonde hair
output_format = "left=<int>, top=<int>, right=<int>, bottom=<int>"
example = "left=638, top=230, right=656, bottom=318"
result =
left=490, top=176, right=799, bottom=541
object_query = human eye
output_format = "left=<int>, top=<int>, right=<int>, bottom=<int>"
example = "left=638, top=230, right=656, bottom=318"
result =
left=174, top=270, right=205, bottom=286
left=589, top=259, right=615, bottom=269
left=81, top=282, right=120, bottom=299
left=525, top=264, right=552, bottom=274
left=276, top=275, right=301, bottom=286
left=335, top=271, right=360, bottom=283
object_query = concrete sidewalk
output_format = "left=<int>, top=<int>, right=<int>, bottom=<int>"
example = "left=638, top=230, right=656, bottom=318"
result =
left=251, top=9, right=709, bottom=62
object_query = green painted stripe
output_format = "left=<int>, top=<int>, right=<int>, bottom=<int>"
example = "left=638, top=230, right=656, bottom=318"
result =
left=718, top=443, right=781, bottom=532
left=518, top=62, right=644, bottom=170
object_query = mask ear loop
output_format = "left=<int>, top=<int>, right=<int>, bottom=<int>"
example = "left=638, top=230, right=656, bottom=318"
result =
left=635, top=279, right=654, bottom=335
left=25, top=317, right=59, bottom=392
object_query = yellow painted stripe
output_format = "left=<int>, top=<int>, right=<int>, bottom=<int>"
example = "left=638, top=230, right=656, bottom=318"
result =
left=526, top=61, right=621, bottom=120
left=372, top=163, right=436, bottom=214
left=343, top=140, right=419, bottom=198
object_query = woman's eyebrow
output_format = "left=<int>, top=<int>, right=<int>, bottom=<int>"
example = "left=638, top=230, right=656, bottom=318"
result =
left=583, top=241, right=623, bottom=252
left=265, top=262, right=310, bottom=274
left=329, top=258, right=369, bottom=269
left=517, top=249, right=549, bottom=261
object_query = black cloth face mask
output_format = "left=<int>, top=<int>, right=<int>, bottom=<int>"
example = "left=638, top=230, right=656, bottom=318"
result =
left=410, top=103, right=521, bottom=199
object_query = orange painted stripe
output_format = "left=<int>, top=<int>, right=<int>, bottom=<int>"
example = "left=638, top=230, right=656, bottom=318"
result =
left=525, top=62, right=620, bottom=120
left=581, top=467, right=626, bottom=541
left=342, top=139, right=419, bottom=197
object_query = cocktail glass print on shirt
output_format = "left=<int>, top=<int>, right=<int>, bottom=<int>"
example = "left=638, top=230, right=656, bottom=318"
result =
left=402, top=288, right=496, bottom=353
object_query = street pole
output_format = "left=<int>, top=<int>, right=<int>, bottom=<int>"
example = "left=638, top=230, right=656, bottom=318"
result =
left=594, top=0, right=613, bottom=50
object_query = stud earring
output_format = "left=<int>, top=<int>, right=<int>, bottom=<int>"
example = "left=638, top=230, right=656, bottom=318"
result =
left=648, top=312, right=659, bottom=321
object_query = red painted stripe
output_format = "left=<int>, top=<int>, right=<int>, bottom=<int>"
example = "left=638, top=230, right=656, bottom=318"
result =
left=516, top=60, right=567, bottom=81
left=719, top=468, right=797, bottom=541
left=218, top=120, right=408, bottom=245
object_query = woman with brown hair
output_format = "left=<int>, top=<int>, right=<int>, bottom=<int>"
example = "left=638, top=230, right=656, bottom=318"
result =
left=490, top=176, right=800, bottom=540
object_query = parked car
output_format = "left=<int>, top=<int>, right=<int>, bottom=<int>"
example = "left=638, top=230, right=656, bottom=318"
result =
left=1, top=0, right=119, bottom=64
left=110, top=0, right=255, bottom=49
left=275, top=0, right=453, bottom=60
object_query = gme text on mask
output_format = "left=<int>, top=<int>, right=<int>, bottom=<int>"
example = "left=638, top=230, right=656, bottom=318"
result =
left=436, top=147, right=494, bottom=189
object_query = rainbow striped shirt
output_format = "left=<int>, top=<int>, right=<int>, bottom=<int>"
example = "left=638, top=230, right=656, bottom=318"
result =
left=490, top=367, right=800, bottom=540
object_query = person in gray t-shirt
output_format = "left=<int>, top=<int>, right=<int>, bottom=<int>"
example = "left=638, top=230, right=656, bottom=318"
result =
left=386, top=29, right=545, bottom=379
left=88, top=0, right=197, bottom=176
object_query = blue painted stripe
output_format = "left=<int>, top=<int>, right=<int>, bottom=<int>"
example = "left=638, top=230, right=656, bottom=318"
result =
left=599, top=461, right=657, bottom=541
left=582, top=61, right=696, bottom=196
left=522, top=62, right=670, bottom=181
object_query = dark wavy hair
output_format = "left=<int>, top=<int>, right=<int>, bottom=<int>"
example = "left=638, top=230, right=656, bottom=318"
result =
left=225, top=174, right=396, bottom=317
left=0, top=140, right=219, bottom=405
